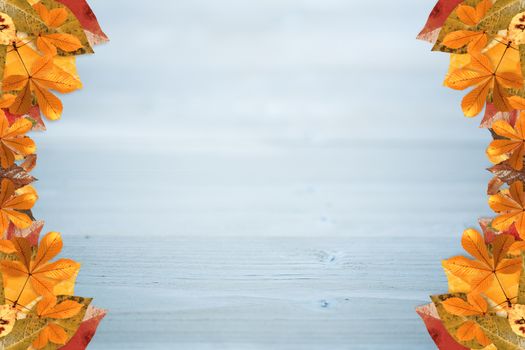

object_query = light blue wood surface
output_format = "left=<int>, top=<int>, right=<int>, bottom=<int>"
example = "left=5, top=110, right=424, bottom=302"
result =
left=25, top=0, right=500, bottom=348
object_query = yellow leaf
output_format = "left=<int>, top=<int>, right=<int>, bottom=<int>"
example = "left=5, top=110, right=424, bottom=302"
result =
left=509, top=96, right=525, bottom=110
left=443, top=229, right=521, bottom=299
left=486, top=116, right=525, bottom=170
left=490, top=182, right=525, bottom=238
left=32, top=323, right=68, bottom=349
left=462, top=79, right=492, bottom=117
left=443, top=293, right=488, bottom=316
left=0, top=179, right=36, bottom=234
left=37, top=33, right=82, bottom=56
left=0, top=233, right=80, bottom=308
left=457, top=320, right=479, bottom=341
left=36, top=296, right=82, bottom=319
left=0, top=112, right=35, bottom=169
left=457, top=5, right=480, bottom=26
left=443, top=31, right=487, bottom=51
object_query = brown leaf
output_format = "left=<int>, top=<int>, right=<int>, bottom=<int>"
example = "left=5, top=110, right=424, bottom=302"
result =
left=488, top=176, right=505, bottom=195
left=480, top=102, right=519, bottom=129
left=20, top=154, right=37, bottom=173
left=488, top=163, right=525, bottom=185
left=0, top=165, right=36, bottom=188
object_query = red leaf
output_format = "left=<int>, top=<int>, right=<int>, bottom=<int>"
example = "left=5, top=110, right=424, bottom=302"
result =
left=5, top=220, right=44, bottom=246
left=502, top=224, right=521, bottom=240
left=479, top=218, right=520, bottom=243
left=480, top=102, right=518, bottom=129
left=417, top=0, right=464, bottom=43
left=479, top=217, right=497, bottom=243
left=416, top=303, right=469, bottom=350
left=56, top=0, right=108, bottom=45
left=59, top=306, right=106, bottom=350
left=3, top=106, right=46, bottom=131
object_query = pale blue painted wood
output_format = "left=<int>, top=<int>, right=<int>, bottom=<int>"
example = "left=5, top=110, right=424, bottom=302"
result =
left=64, top=235, right=455, bottom=349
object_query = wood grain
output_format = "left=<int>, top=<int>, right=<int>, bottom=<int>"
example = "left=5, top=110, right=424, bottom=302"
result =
left=60, top=235, right=456, bottom=349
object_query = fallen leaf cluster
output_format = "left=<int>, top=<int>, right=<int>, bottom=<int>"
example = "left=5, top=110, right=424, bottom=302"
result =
left=415, top=0, right=525, bottom=348
left=0, top=0, right=109, bottom=349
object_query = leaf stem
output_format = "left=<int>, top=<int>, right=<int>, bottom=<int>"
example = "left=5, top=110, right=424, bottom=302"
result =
left=494, top=272, right=512, bottom=307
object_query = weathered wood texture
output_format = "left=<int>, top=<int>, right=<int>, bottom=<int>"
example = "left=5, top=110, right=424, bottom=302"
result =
left=23, top=0, right=498, bottom=348
left=66, top=235, right=454, bottom=349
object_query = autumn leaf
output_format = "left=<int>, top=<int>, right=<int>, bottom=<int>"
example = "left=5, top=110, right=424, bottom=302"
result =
left=508, top=304, right=525, bottom=337
left=475, top=310, right=525, bottom=349
left=480, top=102, right=519, bottom=128
left=430, top=0, right=493, bottom=53
left=509, top=95, right=525, bottom=110
left=32, top=323, right=67, bottom=348
left=0, top=0, right=48, bottom=36
left=480, top=4, right=525, bottom=81
left=417, top=0, right=464, bottom=44
left=0, top=111, right=35, bottom=169
left=33, top=3, right=82, bottom=56
left=445, top=49, right=522, bottom=117
left=0, top=239, right=13, bottom=254
left=31, top=295, right=82, bottom=348
left=55, top=0, right=108, bottom=46
left=433, top=293, right=525, bottom=349
left=4, top=105, right=47, bottom=132
left=432, top=293, right=490, bottom=349
left=37, top=296, right=82, bottom=319
left=489, top=181, right=525, bottom=238
left=0, top=304, right=16, bottom=338
left=36, top=0, right=94, bottom=55
left=486, top=116, right=525, bottom=170
left=3, top=54, right=81, bottom=119
left=0, top=178, right=36, bottom=234
left=0, top=231, right=79, bottom=308
left=457, top=321, right=491, bottom=346
left=443, top=30, right=487, bottom=52
left=0, top=12, right=16, bottom=46
left=419, top=2, right=525, bottom=348
left=487, top=176, right=505, bottom=195
left=441, top=228, right=523, bottom=305
left=488, top=163, right=525, bottom=186
left=443, top=293, right=488, bottom=316
left=0, top=164, right=36, bottom=188
left=456, top=0, right=491, bottom=26
left=0, top=1, right=107, bottom=349
left=442, top=0, right=491, bottom=52
left=442, top=293, right=492, bottom=345
left=477, top=1, right=525, bottom=37
left=433, top=0, right=525, bottom=53
left=59, top=306, right=106, bottom=350
left=5, top=220, right=43, bottom=246
left=416, top=303, right=469, bottom=350
left=442, top=229, right=521, bottom=299
left=0, top=295, right=90, bottom=350
left=0, top=0, right=92, bottom=55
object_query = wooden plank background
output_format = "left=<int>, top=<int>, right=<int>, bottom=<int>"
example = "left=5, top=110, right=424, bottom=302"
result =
left=26, top=0, right=500, bottom=348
